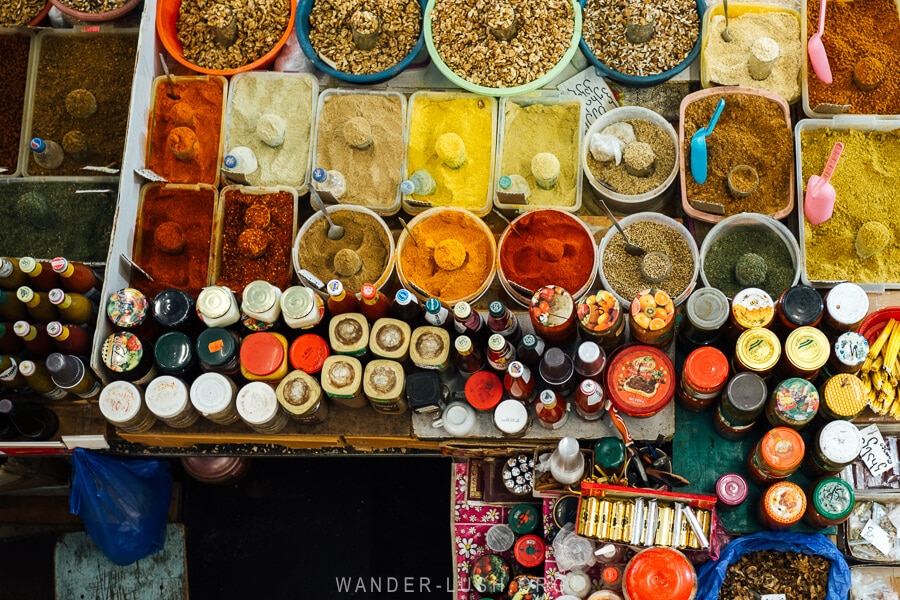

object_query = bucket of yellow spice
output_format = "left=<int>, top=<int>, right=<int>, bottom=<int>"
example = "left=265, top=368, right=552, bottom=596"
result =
left=397, top=206, right=496, bottom=306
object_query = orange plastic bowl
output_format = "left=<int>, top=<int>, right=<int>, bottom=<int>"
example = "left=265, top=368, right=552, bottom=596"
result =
left=858, top=308, right=900, bottom=345
left=27, top=0, right=53, bottom=25
left=157, top=0, right=296, bottom=76
left=48, top=0, right=141, bottom=22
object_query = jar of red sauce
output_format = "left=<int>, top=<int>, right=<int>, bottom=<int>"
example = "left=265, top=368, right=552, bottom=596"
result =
left=677, top=346, right=729, bottom=412
left=623, top=547, right=697, bottom=600
left=760, top=481, right=806, bottom=529
left=747, top=426, right=805, bottom=485
left=535, top=389, right=568, bottom=429
left=504, top=361, right=536, bottom=404
left=529, top=285, right=577, bottom=346
left=574, top=379, right=605, bottom=421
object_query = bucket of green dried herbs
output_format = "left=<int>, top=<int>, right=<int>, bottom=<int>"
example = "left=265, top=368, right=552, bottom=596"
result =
left=700, top=212, right=800, bottom=300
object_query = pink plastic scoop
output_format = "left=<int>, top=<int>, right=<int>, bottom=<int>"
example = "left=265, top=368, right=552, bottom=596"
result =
left=808, top=0, right=833, bottom=84
left=804, top=141, right=843, bottom=225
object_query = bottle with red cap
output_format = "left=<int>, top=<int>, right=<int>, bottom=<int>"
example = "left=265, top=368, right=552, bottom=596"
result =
left=18, top=257, right=59, bottom=291
left=601, top=565, right=623, bottom=591
left=51, top=257, right=101, bottom=300
left=13, top=321, right=55, bottom=356
left=0, top=258, right=26, bottom=290
left=325, top=279, right=358, bottom=316
left=17, top=287, right=59, bottom=323
left=46, top=321, right=92, bottom=356
left=48, top=289, right=95, bottom=325
left=0, top=290, right=27, bottom=322
left=358, top=283, right=390, bottom=322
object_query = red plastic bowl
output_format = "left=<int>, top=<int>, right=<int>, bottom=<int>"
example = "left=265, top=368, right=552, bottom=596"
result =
left=157, top=0, right=296, bottom=76
left=48, top=0, right=142, bottom=22
left=857, top=307, right=900, bottom=344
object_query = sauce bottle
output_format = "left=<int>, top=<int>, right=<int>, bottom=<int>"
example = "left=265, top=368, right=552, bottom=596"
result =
left=50, top=257, right=101, bottom=300
left=504, top=361, right=536, bottom=404
left=18, top=359, right=68, bottom=400
left=46, top=352, right=101, bottom=399
left=13, top=321, right=55, bottom=356
left=0, top=323, right=24, bottom=355
left=0, top=355, right=28, bottom=392
left=424, top=297, right=451, bottom=329
left=453, top=335, right=485, bottom=378
left=574, top=378, right=605, bottom=421
left=47, top=289, right=95, bottom=325
left=452, top=302, right=487, bottom=344
left=18, top=257, right=59, bottom=291
left=17, top=287, right=59, bottom=323
left=487, top=334, right=516, bottom=373
left=487, top=300, right=521, bottom=346
left=46, top=321, right=92, bottom=356
left=535, top=389, right=569, bottom=429
left=0, top=290, right=28, bottom=322
left=326, top=279, right=358, bottom=316
left=516, top=334, right=545, bottom=371
left=0, top=258, right=26, bottom=290
left=358, top=283, right=390, bottom=322
left=390, top=288, right=423, bottom=326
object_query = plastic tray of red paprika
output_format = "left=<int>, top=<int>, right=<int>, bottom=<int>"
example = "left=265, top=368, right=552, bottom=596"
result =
left=605, top=343, right=675, bottom=417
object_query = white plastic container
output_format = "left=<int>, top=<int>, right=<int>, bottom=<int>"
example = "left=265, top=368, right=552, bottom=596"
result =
left=494, top=93, right=584, bottom=213
left=582, top=106, right=679, bottom=213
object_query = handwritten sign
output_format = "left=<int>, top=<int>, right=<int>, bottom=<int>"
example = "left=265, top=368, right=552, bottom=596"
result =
left=859, top=424, right=894, bottom=478
left=557, top=66, right=619, bottom=135
left=861, top=518, right=894, bottom=556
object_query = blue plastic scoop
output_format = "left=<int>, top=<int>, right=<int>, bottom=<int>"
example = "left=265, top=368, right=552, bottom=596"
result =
left=690, top=98, right=726, bottom=184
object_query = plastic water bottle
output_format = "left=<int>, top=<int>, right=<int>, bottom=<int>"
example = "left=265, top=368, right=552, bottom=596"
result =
left=30, top=138, right=64, bottom=170
left=312, top=167, right=346, bottom=200
left=400, top=170, right=436, bottom=196
left=223, top=147, right=258, bottom=175
left=497, top=174, right=531, bottom=202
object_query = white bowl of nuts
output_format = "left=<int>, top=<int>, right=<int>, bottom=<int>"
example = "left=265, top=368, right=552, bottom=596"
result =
left=424, top=0, right=582, bottom=96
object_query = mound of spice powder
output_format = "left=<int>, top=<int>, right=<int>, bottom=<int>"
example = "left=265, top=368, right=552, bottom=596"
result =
left=147, top=77, right=224, bottom=185
left=499, top=210, right=595, bottom=296
left=0, top=33, right=30, bottom=174
left=131, top=184, right=215, bottom=298
left=215, top=188, right=295, bottom=292
left=399, top=210, right=493, bottom=301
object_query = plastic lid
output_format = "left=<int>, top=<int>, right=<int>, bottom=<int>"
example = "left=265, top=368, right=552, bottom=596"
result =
left=289, top=334, right=330, bottom=374
left=240, top=332, right=285, bottom=377
left=106, top=287, right=150, bottom=327
left=833, top=332, right=869, bottom=369
left=45, top=321, right=63, bottom=338
left=682, top=347, right=729, bottom=391
left=406, top=371, right=441, bottom=407
left=470, top=555, right=511, bottom=595
left=539, top=347, right=574, bottom=384
left=725, top=372, right=768, bottom=413
left=46, top=353, right=83, bottom=387
left=276, top=370, right=321, bottom=415
left=196, top=328, right=237, bottom=367
left=47, top=288, right=66, bottom=305
left=152, top=289, right=194, bottom=328
left=12, top=321, right=30, bottom=337
left=602, top=567, right=621, bottom=585
left=145, top=376, right=190, bottom=418
left=784, top=327, right=830, bottom=371
left=488, top=334, right=506, bottom=351
left=508, top=503, right=540, bottom=535
left=488, top=301, right=505, bottom=318
left=507, top=361, right=527, bottom=379
left=312, top=167, right=327, bottom=182
left=513, top=534, right=546, bottom=568
left=236, top=381, right=279, bottom=425
left=498, top=175, right=512, bottom=189
left=17, top=360, right=36, bottom=377
left=281, top=286, right=315, bottom=320
left=465, top=371, right=503, bottom=411
left=735, top=327, right=781, bottom=372
left=731, top=288, right=775, bottom=329
left=686, top=287, right=729, bottom=330
left=360, top=283, right=377, bottom=301
left=154, top=331, right=194, bottom=373
left=759, top=427, right=805, bottom=472
left=15, top=286, right=33, bottom=303
left=99, top=380, right=143, bottom=423
left=819, top=419, right=863, bottom=464
left=494, top=399, right=528, bottom=435
left=197, top=286, right=235, bottom=320
left=442, top=403, right=474, bottom=433
left=453, top=302, right=472, bottom=319
left=822, top=373, right=868, bottom=418
left=812, top=478, right=855, bottom=520
left=243, top=280, right=278, bottom=313
left=780, top=285, right=824, bottom=327
left=605, top=345, right=675, bottom=417
left=190, top=372, right=235, bottom=414
left=715, top=473, right=748, bottom=506
left=485, top=524, right=516, bottom=552
left=101, top=332, right=144, bottom=374
left=624, top=547, right=696, bottom=600
left=522, top=334, right=538, bottom=349
left=826, top=283, right=869, bottom=326
left=399, top=179, right=415, bottom=194
left=771, top=378, right=819, bottom=425
left=363, top=360, right=404, bottom=399
left=763, top=481, right=806, bottom=525
left=394, top=288, right=414, bottom=306
left=50, top=257, right=70, bottom=274
left=30, top=138, right=46, bottom=152
left=425, top=297, right=442, bottom=314
left=326, top=279, right=344, bottom=298
left=594, top=437, right=626, bottom=470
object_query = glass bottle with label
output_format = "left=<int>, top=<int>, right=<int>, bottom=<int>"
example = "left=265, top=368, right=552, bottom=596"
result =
left=18, top=257, right=59, bottom=291
left=453, top=301, right=487, bottom=344
left=0, top=289, right=28, bottom=322
left=424, top=297, right=451, bottom=329
left=504, top=361, right=536, bottom=404
left=241, top=280, right=282, bottom=331
left=0, top=323, right=23, bottom=355
left=453, top=335, right=485, bottom=378
left=325, top=279, right=358, bottom=316
left=45, top=321, right=91, bottom=356
left=390, top=288, right=423, bottom=326
left=13, top=321, right=56, bottom=356
left=17, top=287, right=59, bottom=323
left=535, top=389, right=569, bottom=429
left=487, top=300, right=521, bottom=346
left=51, top=257, right=101, bottom=299
left=487, top=334, right=516, bottom=373
left=18, top=359, right=68, bottom=400
left=47, top=288, right=95, bottom=325
left=45, top=352, right=101, bottom=399
left=0, top=257, right=26, bottom=290
left=358, top=283, right=390, bottom=322
left=574, top=379, right=605, bottom=420
left=516, top=334, right=545, bottom=371
left=0, top=355, right=28, bottom=392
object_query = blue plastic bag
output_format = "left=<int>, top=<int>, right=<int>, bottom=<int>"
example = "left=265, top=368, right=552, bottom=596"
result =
left=69, top=448, right=172, bottom=566
left=695, top=531, right=851, bottom=600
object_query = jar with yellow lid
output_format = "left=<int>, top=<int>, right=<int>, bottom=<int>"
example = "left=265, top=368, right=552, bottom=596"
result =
left=760, top=481, right=806, bottom=529
left=329, top=313, right=369, bottom=357
left=729, top=288, right=775, bottom=335
left=369, top=318, right=412, bottom=361
left=363, top=359, right=408, bottom=414
left=320, top=355, right=367, bottom=409
left=777, top=326, right=830, bottom=381
left=239, top=331, right=289, bottom=381
left=747, top=426, right=805, bottom=485
left=276, top=370, right=328, bottom=424
left=819, top=373, right=868, bottom=421
left=734, top=327, right=781, bottom=380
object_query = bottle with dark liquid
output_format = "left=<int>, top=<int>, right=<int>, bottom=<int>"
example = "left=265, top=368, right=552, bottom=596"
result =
left=487, top=300, right=521, bottom=346
left=46, top=321, right=92, bottom=356
left=18, top=257, right=59, bottom=291
left=390, top=288, right=423, bottom=326
left=13, top=321, right=56, bottom=357
left=516, top=334, right=545, bottom=371
left=453, top=335, right=485, bottom=379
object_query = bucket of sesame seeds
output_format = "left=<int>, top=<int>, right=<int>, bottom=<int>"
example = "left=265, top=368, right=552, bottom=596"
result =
left=598, top=213, right=699, bottom=308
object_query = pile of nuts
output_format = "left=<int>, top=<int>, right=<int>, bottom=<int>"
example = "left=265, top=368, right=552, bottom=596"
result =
left=0, top=0, right=45, bottom=25
left=431, top=0, right=574, bottom=88
left=719, top=550, right=829, bottom=600
left=53, top=0, right=127, bottom=13
left=176, top=0, right=291, bottom=71
left=583, top=0, right=699, bottom=77
left=308, top=0, right=421, bottom=75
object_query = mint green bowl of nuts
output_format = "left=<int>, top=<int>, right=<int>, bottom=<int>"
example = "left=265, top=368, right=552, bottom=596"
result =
left=424, top=0, right=582, bottom=96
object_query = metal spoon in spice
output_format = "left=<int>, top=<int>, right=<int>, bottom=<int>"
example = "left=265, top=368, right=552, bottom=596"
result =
left=158, top=53, right=179, bottom=100
left=590, top=186, right=646, bottom=257
left=721, top=0, right=733, bottom=42
left=399, top=216, right=418, bottom=246
left=309, top=188, right=345, bottom=240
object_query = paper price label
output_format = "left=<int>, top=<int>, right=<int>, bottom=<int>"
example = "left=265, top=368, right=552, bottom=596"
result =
left=761, top=595, right=786, bottom=600
left=861, top=518, right=895, bottom=556
left=557, top=66, right=619, bottom=135
left=859, top=424, right=894, bottom=478
left=82, top=165, right=120, bottom=174
left=135, top=168, right=167, bottom=182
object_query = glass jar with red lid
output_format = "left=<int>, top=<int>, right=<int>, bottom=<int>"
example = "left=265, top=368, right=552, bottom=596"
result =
left=623, top=547, right=697, bottom=600
left=677, top=346, right=729, bottom=412
left=240, top=331, right=289, bottom=382
left=535, top=389, right=568, bottom=429
left=513, top=534, right=546, bottom=571
left=747, top=426, right=805, bottom=485
left=465, top=371, right=503, bottom=412
left=605, top=345, right=675, bottom=417
left=289, top=334, right=330, bottom=375
left=760, top=481, right=806, bottom=529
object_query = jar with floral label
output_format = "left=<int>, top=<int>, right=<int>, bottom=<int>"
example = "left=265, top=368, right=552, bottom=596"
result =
left=766, top=378, right=819, bottom=430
